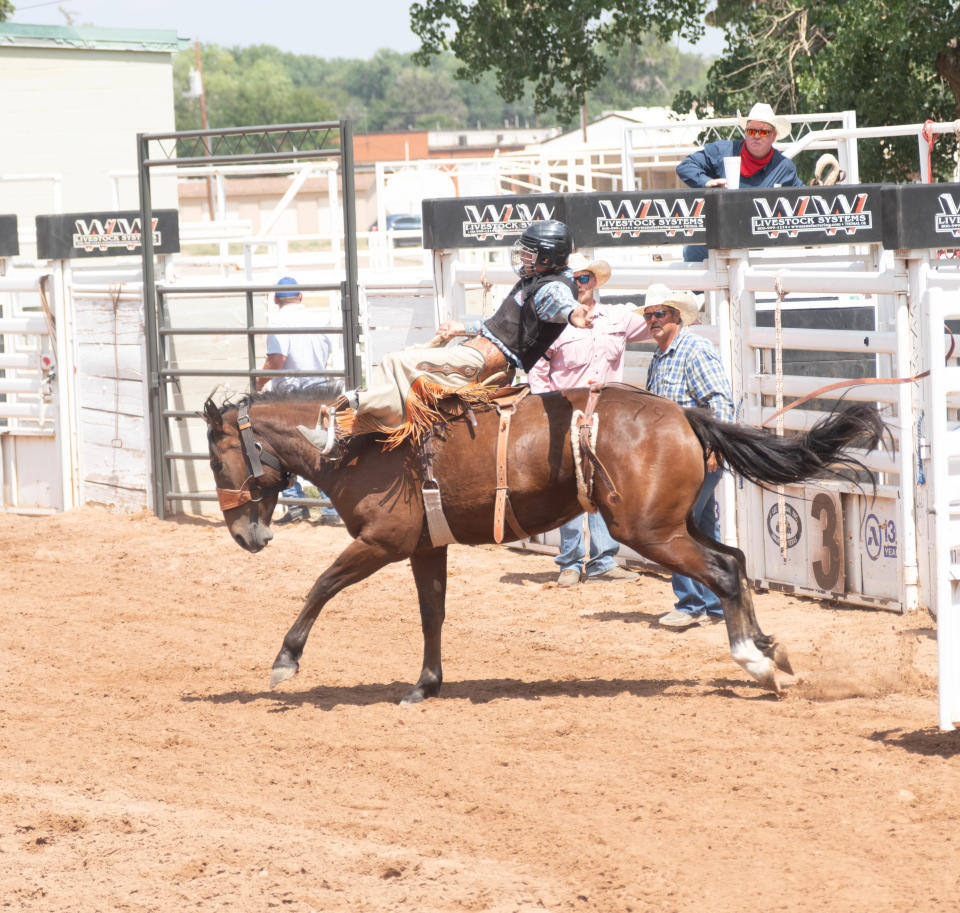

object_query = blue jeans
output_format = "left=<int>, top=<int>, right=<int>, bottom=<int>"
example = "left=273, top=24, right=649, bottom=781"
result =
left=682, top=244, right=708, bottom=263
left=282, top=478, right=339, bottom=519
left=555, top=511, right=620, bottom=577
left=672, top=468, right=723, bottom=617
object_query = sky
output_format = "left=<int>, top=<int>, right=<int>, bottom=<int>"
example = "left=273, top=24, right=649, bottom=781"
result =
left=10, top=0, right=725, bottom=59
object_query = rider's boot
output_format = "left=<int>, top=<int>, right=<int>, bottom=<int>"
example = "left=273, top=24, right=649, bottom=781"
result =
left=297, top=403, right=342, bottom=461
left=297, top=424, right=341, bottom=460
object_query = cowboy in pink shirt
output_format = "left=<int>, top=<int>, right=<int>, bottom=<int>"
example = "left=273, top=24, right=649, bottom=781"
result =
left=528, top=254, right=651, bottom=586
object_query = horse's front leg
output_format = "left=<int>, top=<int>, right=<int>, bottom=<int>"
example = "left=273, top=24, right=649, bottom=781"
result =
left=401, top=546, right=448, bottom=705
left=270, top=538, right=396, bottom=687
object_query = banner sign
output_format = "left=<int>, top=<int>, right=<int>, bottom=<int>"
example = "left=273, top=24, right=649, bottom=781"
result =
left=0, top=215, right=18, bottom=257
left=882, top=182, right=960, bottom=249
left=35, top=209, right=180, bottom=259
left=422, top=194, right=566, bottom=249
left=565, top=189, right=712, bottom=246
left=706, top=184, right=885, bottom=249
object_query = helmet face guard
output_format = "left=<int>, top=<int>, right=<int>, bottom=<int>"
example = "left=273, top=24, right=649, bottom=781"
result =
left=511, top=237, right=539, bottom=277
left=511, top=220, right=573, bottom=277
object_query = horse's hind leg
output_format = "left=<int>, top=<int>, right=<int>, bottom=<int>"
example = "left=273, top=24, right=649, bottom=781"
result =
left=631, top=531, right=791, bottom=693
left=402, top=546, right=448, bottom=705
left=687, top=523, right=794, bottom=680
left=270, top=538, right=396, bottom=687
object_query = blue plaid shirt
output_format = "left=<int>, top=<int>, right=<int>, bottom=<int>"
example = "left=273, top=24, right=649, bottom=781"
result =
left=646, top=328, right=734, bottom=422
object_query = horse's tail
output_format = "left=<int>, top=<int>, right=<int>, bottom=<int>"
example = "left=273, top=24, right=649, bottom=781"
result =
left=683, top=401, right=887, bottom=488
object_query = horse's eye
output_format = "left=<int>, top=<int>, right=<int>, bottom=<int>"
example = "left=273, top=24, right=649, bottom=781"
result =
left=210, top=460, right=223, bottom=473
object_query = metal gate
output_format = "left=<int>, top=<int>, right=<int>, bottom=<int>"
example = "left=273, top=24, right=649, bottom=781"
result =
left=0, top=272, right=71, bottom=512
left=136, top=121, right=362, bottom=519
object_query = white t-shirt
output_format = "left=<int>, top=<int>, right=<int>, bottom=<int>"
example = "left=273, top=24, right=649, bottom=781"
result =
left=266, top=302, right=331, bottom=388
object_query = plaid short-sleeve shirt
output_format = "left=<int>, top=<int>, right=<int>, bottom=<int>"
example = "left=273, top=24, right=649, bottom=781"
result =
left=645, top=327, right=734, bottom=423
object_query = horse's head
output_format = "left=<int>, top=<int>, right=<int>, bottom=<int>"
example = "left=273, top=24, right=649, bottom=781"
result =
left=203, top=396, right=290, bottom=553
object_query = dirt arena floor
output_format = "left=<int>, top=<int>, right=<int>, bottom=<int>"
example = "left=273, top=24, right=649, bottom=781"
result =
left=1, top=506, right=958, bottom=912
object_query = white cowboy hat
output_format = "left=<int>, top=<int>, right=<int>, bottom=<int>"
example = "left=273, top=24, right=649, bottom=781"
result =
left=642, top=284, right=701, bottom=326
left=567, top=252, right=611, bottom=287
left=736, top=102, right=791, bottom=141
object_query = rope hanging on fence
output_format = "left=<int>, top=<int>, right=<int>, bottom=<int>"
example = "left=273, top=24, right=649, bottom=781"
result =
left=479, top=259, right=493, bottom=317
left=110, top=284, right=124, bottom=448
left=773, top=276, right=788, bottom=562
left=760, top=329, right=956, bottom=429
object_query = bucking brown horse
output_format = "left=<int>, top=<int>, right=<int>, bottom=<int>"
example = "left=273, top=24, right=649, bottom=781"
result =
left=202, top=385, right=885, bottom=702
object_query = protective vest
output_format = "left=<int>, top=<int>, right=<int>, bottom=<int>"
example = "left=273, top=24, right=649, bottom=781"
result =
left=483, top=271, right=579, bottom=371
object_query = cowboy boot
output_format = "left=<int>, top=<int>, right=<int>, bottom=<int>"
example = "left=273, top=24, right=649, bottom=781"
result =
left=297, top=404, right=342, bottom=460
left=297, top=423, right=341, bottom=460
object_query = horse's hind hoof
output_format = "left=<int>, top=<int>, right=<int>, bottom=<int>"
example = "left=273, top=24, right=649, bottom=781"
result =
left=269, top=661, right=299, bottom=688
left=770, top=642, right=794, bottom=676
left=758, top=635, right=794, bottom=676
left=732, top=640, right=782, bottom=694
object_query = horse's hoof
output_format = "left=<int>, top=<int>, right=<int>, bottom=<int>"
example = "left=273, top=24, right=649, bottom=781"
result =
left=770, top=642, right=794, bottom=676
left=732, top=640, right=782, bottom=694
left=399, top=678, right=441, bottom=705
left=399, top=687, right=426, bottom=705
left=269, top=662, right=298, bottom=688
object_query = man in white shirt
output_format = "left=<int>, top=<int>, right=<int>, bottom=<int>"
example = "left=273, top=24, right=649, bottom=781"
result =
left=258, top=276, right=337, bottom=525
left=257, top=277, right=332, bottom=394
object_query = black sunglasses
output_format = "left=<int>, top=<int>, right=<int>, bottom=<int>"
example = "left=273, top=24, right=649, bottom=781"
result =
left=574, top=273, right=593, bottom=285
left=642, top=308, right=672, bottom=321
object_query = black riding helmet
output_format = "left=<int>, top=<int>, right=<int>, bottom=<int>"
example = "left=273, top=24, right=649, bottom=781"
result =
left=511, top=219, right=574, bottom=277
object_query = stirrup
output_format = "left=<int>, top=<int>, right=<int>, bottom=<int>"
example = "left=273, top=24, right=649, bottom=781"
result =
left=297, top=405, right=341, bottom=460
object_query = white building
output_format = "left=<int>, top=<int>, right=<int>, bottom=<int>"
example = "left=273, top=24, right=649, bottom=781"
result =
left=0, top=22, right=184, bottom=251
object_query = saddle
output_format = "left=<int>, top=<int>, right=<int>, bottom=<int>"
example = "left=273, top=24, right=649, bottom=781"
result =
left=421, top=384, right=623, bottom=549
left=420, top=384, right=530, bottom=548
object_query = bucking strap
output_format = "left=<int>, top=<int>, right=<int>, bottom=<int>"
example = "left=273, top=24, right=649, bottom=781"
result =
left=493, top=404, right=528, bottom=544
left=574, top=386, right=622, bottom=508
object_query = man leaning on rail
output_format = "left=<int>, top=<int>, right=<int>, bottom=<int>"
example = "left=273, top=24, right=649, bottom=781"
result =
left=676, top=102, right=804, bottom=263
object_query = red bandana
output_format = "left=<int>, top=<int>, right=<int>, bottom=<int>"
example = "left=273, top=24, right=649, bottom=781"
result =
left=740, top=144, right=773, bottom=177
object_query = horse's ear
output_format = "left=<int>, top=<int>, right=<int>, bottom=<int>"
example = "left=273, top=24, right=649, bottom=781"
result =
left=202, top=397, right=223, bottom=432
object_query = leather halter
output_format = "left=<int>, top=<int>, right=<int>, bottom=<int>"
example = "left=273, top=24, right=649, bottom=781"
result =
left=215, top=407, right=293, bottom=511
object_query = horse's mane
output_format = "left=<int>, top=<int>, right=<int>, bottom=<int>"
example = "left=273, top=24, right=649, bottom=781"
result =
left=215, top=382, right=343, bottom=416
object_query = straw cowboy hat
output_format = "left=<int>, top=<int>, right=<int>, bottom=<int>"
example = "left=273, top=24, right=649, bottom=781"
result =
left=643, top=284, right=701, bottom=326
left=567, top=252, right=612, bottom=286
left=737, top=102, right=791, bottom=141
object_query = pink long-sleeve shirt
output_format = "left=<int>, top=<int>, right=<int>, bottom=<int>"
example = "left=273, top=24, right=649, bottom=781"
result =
left=526, top=302, right=651, bottom=393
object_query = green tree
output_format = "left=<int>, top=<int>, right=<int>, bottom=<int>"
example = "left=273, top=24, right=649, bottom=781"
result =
left=589, top=36, right=710, bottom=118
left=0, top=1, right=12, bottom=21
left=410, top=0, right=709, bottom=124
left=680, top=0, right=960, bottom=181
left=174, top=44, right=336, bottom=130
left=170, top=37, right=708, bottom=136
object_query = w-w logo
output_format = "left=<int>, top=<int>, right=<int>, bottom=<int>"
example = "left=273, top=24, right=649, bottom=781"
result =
left=462, top=202, right=555, bottom=240
left=751, top=193, right=871, bottom=239
left=935, top=193, right=960, bottom=239
left=596, top=197, right=704, bottom=238
left=72, top=217, right=161, bottom=252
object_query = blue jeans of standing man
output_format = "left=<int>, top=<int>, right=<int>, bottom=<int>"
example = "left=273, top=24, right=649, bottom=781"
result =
left=555, top=511, right=620, bottom=578
left=282, top=478, right=339, bottom=520
left=671, top=468, right=724, bottom=617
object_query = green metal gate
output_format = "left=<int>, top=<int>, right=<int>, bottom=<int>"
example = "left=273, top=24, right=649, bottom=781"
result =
left=137, top=121, right=362, bottom=519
